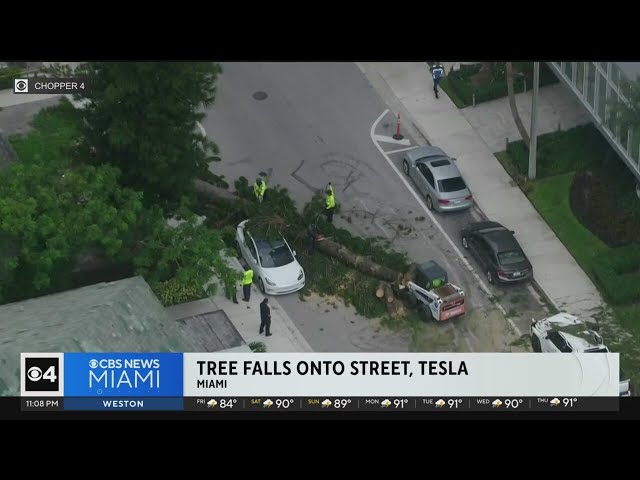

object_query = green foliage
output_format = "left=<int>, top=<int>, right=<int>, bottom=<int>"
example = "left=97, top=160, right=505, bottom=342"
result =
left=0, top=67, right=23, bottom=90
left=443, top=62, right=559, bottom=108
left=234, top=176, right=304, bottom=242
left=297, top=250, right=387, bottom=319
left=593, top=246, right=640, bottom=304
left=506, top=124, right=615, bottom=178
left=133, top=211, right=239, bottom=299
left=222, top=177, right=409, bottom=317
left=0, top=102, right=144, bottom=303
left=249, top=341, right=267, bottom=353
left=152, top=276, right=207, bottom=307
left=62, top=62, right=224, bottom=206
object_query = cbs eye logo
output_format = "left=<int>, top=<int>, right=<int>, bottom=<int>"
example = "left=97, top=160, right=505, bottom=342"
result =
left=25, top=357, right=59, bottom=391
left=14, top=78, right=29, bottom=93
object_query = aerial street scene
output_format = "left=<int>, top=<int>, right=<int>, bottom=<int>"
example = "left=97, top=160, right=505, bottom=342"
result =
left=0, top=61, right=638, bottom=399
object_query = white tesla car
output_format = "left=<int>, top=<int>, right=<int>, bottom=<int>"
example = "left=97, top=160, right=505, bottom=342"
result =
left=235, top=219, right=305, bottom=295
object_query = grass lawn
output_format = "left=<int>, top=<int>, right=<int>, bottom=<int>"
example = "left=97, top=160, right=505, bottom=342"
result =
left=497, top=149, right=640, bottom=388
left=527, top=173, right=609, bottom=281
left=613, top=304, right=640, bottom=343
left=440, top=78, right=465, bottom=108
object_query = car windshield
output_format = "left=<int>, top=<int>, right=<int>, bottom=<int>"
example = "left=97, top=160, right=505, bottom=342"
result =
left=255, top=239, right=294, bottom=268
left=437, top=176, right=466, bottom=193
left=498, top=250, right=526, bottom=265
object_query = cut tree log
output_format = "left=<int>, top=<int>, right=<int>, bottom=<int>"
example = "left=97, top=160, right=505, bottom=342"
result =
left=315, top=237, right=400, bottom=283
left=193, top=179, right=249, bottom=205
left=383, top=283, right=395, bottom=303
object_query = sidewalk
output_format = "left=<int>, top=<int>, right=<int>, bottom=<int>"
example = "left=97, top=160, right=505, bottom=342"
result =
left=205, top=257, right=313, bottom=353
left=362, top=62, right=604, bottom=320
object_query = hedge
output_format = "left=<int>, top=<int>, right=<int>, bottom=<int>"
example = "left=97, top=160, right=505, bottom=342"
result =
left=443, top=62, right=559, bottom=108
left=592, top=245, right=640, bottom=304
left=506, top=124, right=614, bottom=178
left=0, top=67, right=24, bottom=90
left=152, top=277, right=207, bottom=307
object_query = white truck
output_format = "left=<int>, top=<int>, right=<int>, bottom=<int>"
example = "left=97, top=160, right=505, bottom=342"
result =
left=530, top=312, right=632, bottom=396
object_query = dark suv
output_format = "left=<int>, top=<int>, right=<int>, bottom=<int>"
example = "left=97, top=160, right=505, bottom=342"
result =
left=461, top=221, right=532, bottom=284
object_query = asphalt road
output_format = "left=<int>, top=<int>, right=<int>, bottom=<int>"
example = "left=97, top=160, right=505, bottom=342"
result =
left=202, top=62, right=551, bottom=352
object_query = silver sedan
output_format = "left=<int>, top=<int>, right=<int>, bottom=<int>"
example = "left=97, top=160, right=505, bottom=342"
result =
left=402, top=146, right=473, bottom=212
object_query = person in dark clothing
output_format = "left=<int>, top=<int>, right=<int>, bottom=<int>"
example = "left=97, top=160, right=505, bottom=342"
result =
left=430, top=63, right=445, bottom=98
left=306, top=224, right=318, bottom=255
left=259, top=298, right=272, bottom=336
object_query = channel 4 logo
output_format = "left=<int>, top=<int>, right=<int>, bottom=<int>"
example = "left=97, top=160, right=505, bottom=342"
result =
left=14, top=78, right=29, bottom=93
left=21, top=353, right=65, bottom=397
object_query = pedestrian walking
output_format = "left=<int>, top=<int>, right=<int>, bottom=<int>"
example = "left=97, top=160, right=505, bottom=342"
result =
left=242, top=266, right=254, bottom=302
left=324, top=187, right=336, bottom=223
left=431, top=62, right=445, bottom=99
left=254, top=177, right=267, bottom=203
left=259, top=298, right=272, bottom=336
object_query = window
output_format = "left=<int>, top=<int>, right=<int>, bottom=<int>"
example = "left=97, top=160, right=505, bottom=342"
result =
left=610, top=63, right=621, bottom=88
left=477, top=237, right=492, bottom=256
left=576, top=62, right=585, bottom=93
left=437, top=176, right=467, bottom=192
left=586, top=62, right=596, bottom=107
left=619, top=124, right=629, bottom=151
left=596, top=71, right=608, bottom=120
left=629, top=126, right=640, bottom=163
left=418, top=164, right=435, bottom=187
left=430, top=159, right=451, bottom=167
left=247, top=236, right=258, bottom=261
left=255, top=239, right=294, bottom=268
left=498, top=250, right=526, bottom=266
left=547, top=331, right=573, bottom=352
left=563, top=61, right=572, bottom=80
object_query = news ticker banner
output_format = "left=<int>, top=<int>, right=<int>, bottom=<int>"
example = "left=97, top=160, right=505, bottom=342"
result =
left=20, top=352, right=621, bottom=412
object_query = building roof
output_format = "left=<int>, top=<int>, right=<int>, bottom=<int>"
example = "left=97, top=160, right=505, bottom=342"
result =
left=0, top=276, right=245, bottom=396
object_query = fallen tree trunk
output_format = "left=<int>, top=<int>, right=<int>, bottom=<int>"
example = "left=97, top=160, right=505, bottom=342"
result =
left=315, top=237, right=400, bottom=282
left=194, top=179, right=248, bottom=205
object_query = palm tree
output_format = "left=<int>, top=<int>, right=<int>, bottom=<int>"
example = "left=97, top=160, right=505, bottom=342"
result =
left=506, top=62, right=530, bottom=147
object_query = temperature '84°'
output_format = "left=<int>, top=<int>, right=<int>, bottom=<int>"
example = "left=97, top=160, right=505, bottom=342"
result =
left=219, top=399, right=237, bottom=409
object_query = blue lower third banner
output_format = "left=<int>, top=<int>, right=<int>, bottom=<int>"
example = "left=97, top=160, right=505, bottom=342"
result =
left=64, top=353, right=183, bottom=397
left=64, top=397, right=184, bottom=411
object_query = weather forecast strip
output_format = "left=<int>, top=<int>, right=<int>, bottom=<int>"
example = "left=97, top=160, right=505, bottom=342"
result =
left=20, top=352, right=620, bottom=411
left=180, top=396, right=619, bottom=412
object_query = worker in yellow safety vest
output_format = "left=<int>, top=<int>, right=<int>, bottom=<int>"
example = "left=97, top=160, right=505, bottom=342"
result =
left=254, top=177, right=267, bottom=203
left=326, top=182, right=334, bottom=196
left=325, top=186, right=336, bottom=223
left=242, top=267, right=254, bottom=302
